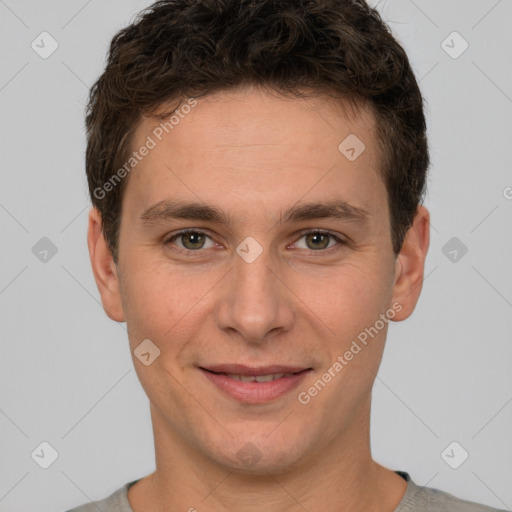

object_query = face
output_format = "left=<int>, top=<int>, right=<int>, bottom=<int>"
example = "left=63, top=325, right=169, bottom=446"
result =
left=89, top=86, right=429, bottom=474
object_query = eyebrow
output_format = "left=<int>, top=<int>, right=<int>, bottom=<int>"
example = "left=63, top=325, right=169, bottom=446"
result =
left=138, top=199, right=370, bottom=228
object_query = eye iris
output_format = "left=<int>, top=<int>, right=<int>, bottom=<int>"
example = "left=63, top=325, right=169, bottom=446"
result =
left=182, top=232, right=205, bottom=250
left=306, top=232, right=329, bottom=250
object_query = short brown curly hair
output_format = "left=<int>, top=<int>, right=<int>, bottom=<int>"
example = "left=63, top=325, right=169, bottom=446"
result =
left=86, top=0, right=429, bottom=264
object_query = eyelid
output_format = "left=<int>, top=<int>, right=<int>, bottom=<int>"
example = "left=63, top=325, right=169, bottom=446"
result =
left=289, top=228, right=347, bottom=251
left=163, top=228, right=219, bottom=257
left=293, top=228, right=346, bottom=242
left=164, top=228, right=217, bottom=247
left=164, top=228, right=347, bottom=253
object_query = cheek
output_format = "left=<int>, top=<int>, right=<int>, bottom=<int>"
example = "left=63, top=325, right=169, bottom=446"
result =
left=119, top=261, right=214, bottom=400
left=119, top=257, right=211, bottom=347
left=292, top=257, right=392, bottom=336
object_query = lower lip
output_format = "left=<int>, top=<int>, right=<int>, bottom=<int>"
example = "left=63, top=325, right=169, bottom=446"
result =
left=200, top=369, right=311, bottom=404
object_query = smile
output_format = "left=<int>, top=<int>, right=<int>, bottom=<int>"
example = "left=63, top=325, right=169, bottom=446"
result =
left=223, top=372, right=295, bottom=382
left=200, top=367, right=312, bottom=403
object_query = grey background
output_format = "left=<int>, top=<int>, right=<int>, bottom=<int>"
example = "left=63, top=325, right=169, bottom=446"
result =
left=0, top=0, right=511, bottom=510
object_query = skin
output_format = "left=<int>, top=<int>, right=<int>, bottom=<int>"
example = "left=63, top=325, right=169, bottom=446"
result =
left=88, top=85, right=430, bottom=512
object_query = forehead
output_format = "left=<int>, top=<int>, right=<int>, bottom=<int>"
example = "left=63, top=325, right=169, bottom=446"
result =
left=124, top=87, right=385, bottom=221
left=136, top=87, right=376, bottom=151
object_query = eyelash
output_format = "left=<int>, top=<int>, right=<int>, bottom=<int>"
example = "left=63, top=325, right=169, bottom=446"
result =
left=163, top=229, right=347, bottom=255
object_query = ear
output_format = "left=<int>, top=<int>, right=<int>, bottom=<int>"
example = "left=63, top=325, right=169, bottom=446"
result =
left=390, top=205, right=430, bottom=321
left=87, top=207, right=125, bottom=322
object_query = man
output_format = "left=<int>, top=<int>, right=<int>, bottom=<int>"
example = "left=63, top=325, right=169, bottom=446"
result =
left=67, top=0, right=505, bottom=510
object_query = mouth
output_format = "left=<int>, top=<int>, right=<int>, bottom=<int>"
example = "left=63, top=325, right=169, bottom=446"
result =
left=199, top=364, right=312, bottom=403
left=210, top=372, right=298, bottom=382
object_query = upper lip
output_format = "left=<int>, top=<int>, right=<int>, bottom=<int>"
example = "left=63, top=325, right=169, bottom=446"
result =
left=200, top=364, right=311, bottom=375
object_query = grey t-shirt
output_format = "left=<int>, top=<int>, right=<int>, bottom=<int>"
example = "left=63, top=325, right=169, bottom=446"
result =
left=65, top=471, right=507, bottom=512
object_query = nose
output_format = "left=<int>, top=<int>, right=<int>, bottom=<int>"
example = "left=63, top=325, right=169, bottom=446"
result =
left=215, top=247, right=295, bottom=344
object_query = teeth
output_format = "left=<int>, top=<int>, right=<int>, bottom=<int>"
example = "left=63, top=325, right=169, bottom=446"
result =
left=226, top=372, right=294, bottom=382
left=255, top=373, right=284, bottom=382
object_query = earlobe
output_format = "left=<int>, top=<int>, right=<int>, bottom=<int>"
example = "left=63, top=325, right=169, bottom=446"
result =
left=87, top=207, right=125, bottom=322
left=390, top=205, right=430, bottom=322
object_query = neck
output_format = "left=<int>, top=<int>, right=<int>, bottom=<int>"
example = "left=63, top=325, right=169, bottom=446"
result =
left=129, top=399, right=407, bottom=512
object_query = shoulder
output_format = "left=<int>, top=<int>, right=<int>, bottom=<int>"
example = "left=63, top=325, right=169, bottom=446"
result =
left=64, top=479, right=139, bottom=512
left=398, top=472, right=508, bottom=512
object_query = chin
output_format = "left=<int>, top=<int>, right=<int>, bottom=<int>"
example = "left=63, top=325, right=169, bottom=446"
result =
left=206, top=434, right=309, bottom=475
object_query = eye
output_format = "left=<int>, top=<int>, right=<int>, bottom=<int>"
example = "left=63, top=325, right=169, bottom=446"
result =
left=165, top=230, right=216, bottom=251
left=293, top=230, right=345, bottom=251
